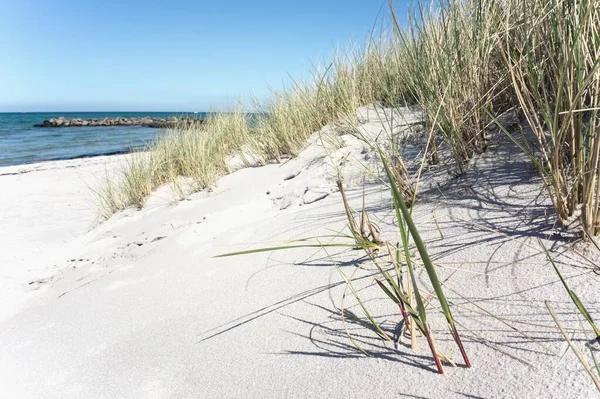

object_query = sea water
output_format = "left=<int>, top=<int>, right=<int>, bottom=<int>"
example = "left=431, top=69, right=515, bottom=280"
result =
left=0, top=112, right=207, bottom=167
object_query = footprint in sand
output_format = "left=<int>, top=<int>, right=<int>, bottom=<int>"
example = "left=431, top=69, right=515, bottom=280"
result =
left=283, top=169, right=302, bottom=181
left=303, top=187, right=330, bottom=204
left=27, top=276, right=55, bottom=291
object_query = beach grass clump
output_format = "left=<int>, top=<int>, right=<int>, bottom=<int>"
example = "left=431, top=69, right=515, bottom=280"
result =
left=95, top=111, right=261, bottom=217
left=118, top=152, right=156, bottom=208
left=332, top=157, right=468, bottom=372
left=388, top=0, right=600, bottom=237
left=256, top=88, right=324, bottom=160
left=498, top=0, right=600, bottom=236
left=392, top=0, right=510, bottom=169
left=90, top=152, right=155, bottom=218
left=91, top=170, right=129, bottom=221
left=152, top=110, right=264, bottom=186
left=256, top=43, right=413, bottom=161
left=379, top=152, right=470, bottom=373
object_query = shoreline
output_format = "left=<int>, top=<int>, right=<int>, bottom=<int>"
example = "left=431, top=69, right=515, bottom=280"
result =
left=0, top=151, right=132, bottom=174
left=0, top=147, right=142, bottom=170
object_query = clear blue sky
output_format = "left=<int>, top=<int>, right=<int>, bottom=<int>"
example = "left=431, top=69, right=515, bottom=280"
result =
left=0, top=0, right=409, bottom=112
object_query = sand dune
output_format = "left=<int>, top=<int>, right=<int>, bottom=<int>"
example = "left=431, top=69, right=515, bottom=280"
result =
left=0, top=106, right=598, bottom=398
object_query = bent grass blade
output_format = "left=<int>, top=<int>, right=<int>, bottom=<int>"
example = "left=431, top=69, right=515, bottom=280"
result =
left=546, top=301, right=600, bottom=391
left=540, top=239, right=600, bottom=341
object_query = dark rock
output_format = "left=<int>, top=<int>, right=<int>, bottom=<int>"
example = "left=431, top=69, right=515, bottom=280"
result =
left=34, top=115, right=203, bottom=128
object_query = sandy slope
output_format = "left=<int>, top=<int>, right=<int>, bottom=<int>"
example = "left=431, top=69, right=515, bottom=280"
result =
left=0, top=106, right=598, bottom=398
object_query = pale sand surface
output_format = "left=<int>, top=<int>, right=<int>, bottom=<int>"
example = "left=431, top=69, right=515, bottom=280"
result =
left=0, top=154, right=129, bottom=320
left=0, top=106, right=598, bottom=398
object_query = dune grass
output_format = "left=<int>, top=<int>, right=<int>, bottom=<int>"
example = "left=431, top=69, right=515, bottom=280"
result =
left=396, top=0, right=600, bottom=237
left=500, top=0, right=600, bottom=236
left=94, top=0, right=600, bottom=231
left=94, top=30, right=413, bottom=218
left=93, top=111, right=264, bottom=216
left=390, top=0, right=510, bottom=168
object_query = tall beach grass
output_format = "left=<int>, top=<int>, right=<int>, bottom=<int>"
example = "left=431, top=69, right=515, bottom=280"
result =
left=500, top=0, right=600, bottom=235
left=97, top=0, right=600, bottom=239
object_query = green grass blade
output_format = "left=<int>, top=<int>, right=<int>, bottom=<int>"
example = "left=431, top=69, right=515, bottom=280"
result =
left=390, top=185, right=430, bottom=330
left=375, top=279, right=400, bottom=303
left=337, top=267, right=391, bottom=341
left=381, top=150, right=470, bottom=368
left=540, top=239, right=600, bottom=338
left=380, top=150, right=455, bottom=327
left=386, top=176, right=428, bottom=327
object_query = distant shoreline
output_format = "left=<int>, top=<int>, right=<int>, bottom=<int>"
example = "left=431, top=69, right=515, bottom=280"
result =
left=0, top=146, right=142, bottom=169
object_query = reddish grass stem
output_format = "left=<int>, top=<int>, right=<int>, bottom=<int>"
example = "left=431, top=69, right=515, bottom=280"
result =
left=397, top=303, right=411, bottom=333
left=424, top=326, right=444, bottom=374
left=450, top=327, right=471, bottom=368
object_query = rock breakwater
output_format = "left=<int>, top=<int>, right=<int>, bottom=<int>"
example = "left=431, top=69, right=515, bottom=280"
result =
left=34, top=116, right=202, bottom=128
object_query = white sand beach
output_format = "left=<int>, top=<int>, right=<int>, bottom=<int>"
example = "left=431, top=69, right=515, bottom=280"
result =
left=0, top=154, right=128, bottom=320
left=0, top=106, right=598, bottom=398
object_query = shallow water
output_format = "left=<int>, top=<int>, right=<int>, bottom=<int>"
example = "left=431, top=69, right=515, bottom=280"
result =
left=0, top=112, right=207, bottom=167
